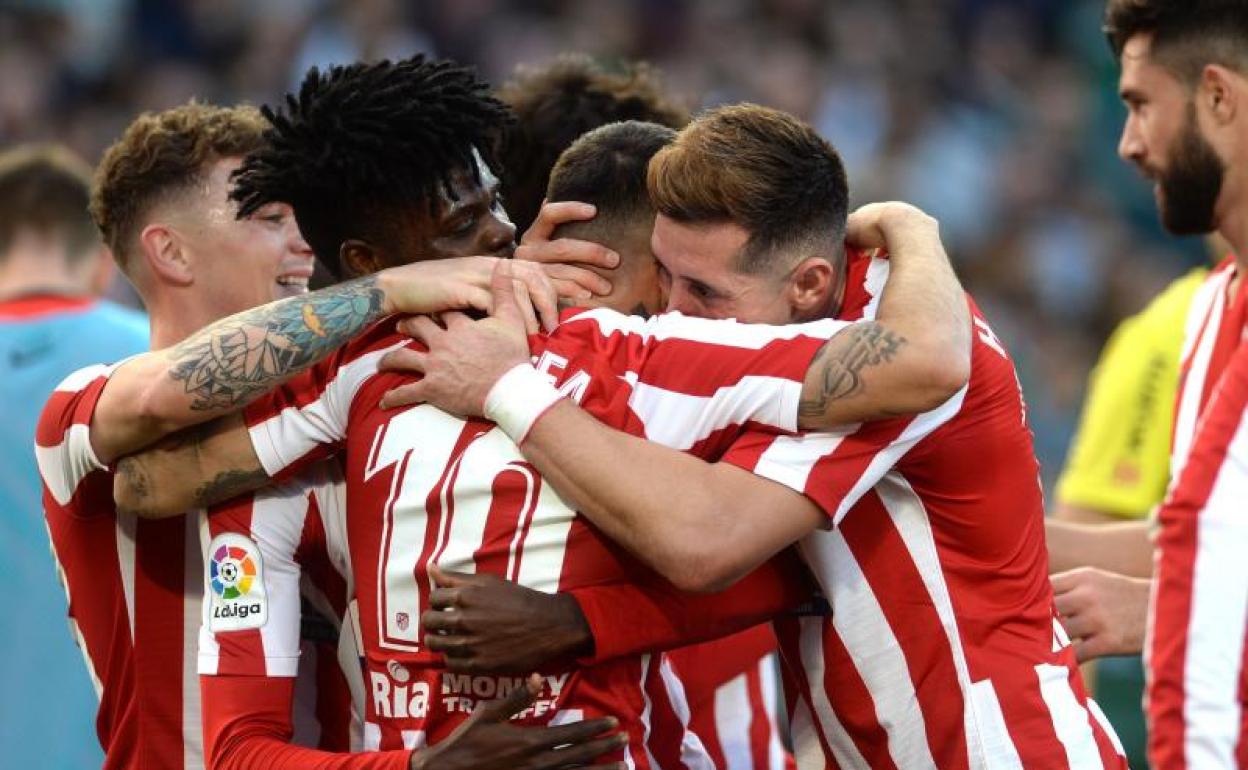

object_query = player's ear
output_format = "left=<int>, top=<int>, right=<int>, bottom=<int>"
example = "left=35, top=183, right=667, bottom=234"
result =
left=340, top=240, right=384, bottom=278
left=139, top=222, right=193, bottom=287
left=787, top=256, right=836, bottom=319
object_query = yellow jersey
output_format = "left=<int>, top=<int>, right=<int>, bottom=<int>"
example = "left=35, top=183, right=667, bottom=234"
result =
left=1055, top=268, right=1208, bottom=519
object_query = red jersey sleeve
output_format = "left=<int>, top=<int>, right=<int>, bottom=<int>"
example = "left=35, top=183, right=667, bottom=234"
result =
left=202, top=675, right=409, bottom=770
left=34, top=363, right=123, bottom=515
left=720, top=385, right=967, bottom=527
left=571, top=550, right=816, bottom=664
left=1148, top=343, right=1248, bottom=770
left=244, top=322, right=413, bottom=480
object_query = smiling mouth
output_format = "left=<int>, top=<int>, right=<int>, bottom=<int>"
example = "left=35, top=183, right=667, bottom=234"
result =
left=276, top=275, right=310, bottom=289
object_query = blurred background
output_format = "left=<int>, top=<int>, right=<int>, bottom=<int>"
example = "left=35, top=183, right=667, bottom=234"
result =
left=0, top=0, right=1209, bottom=765
left=0, top=0, right=1211, bottom=487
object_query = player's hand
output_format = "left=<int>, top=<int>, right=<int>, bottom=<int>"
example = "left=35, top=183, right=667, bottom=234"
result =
left=1052, top=567, right=1151, bottom=662
left=421, top=564, right=593, bottom=673
left=516, top=200, right=616, bottom=297
left=408, top=674, right=626, bottom=770
left=379, top=260, right=533, bottom=413
left=377, top=256, right=570, bottom=332
left=844, top=202, right=938, bottom=253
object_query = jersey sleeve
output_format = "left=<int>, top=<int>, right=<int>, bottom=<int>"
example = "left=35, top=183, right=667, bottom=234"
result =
left=34, top=363, right=121, bottom=515
left=199, top=474, right=327, bottom=679
left=721, top=386, right=968, bottom=527
left=555, top=308, right=851, bottom=443
left=1054, top=274, right=1199, bottom=518
left=202, top=675, right=411, bottom=769
left=570, top=549, right=815, bottom=664
left=244, top=327, right=409, bottom=479
left=1147, top=343, right=1248, bottom=770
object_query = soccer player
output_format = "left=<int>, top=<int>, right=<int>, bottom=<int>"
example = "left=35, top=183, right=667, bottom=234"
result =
left=497, top=54, right=689, bottom=235
left=1101, top=1, right=1248, bottom=766
left=108, top=72, right=973, bottom=769
left=34, top=99, right=604, bottom=770
left=0, top=144, right=148, bottom=768
left=404, top=105, right=1128, bottom=769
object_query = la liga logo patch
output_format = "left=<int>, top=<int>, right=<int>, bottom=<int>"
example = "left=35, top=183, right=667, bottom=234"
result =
left=205, top=533, right=268, bottom=632
left=211, top=543, right=257, bottom=599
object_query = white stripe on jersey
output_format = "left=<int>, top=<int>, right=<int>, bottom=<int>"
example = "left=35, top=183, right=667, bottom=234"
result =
left=250, top=344, right=403, bottom=476
left=566, top=308, right=849, bottom=350
left=637, top=653, right=661, bottom=770
left=759, top=655, right=789, bottom=770
left=630, top=376, right=806, bottom=450
left=714, top=672, right=754, bottom=770
left=34, top=423, right=104, bottom=505
left=796, top=616, right=869, bottom=770
left=657, top=656, right=715, bottom=770
left=753, top=432, right=851, bottom=499
left=117, top=510, right=137, bottom=641
left=819, top=525, right=939, bottom=770
left=861, top=257, right=889, bottom=319
left=1035, top=663, right=1102, bottom=768
left=877, top=473, right=995, bottom=767
left=1183, top=413, right=1248, bottom=767
left=833, top=386, right=968, bottom=525
left=1085, top=699, right=1126, bottom=758
left=182, top=511, right=205, bottom=770
left=967, top=681, right=1025, bottom=770
left=1173, top=269, right=1231, bottom=478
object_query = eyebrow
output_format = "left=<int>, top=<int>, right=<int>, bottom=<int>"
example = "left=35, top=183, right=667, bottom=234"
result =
left=444, top=177, right=500, bottom=215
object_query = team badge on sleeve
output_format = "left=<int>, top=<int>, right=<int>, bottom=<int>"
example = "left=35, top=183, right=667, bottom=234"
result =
left=206, top=533, right=268, bottom=632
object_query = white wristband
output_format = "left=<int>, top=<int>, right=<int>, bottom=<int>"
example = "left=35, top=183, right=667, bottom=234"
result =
left=484, top=364, right=563, bottom=444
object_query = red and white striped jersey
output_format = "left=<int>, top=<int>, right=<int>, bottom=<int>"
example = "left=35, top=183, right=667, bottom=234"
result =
left=36, top=363, right=208, bottom=770
left=198, top=459, right=364, bottom=764
left=668, top=626, right=795, bottom=770
left=1147, top=259, right=1248, bottom=769
left=34, top=367, right=357, bottom=770
left=242, top=308, right=851, bottom=767
left=721, top=254, right=1127, bottom=770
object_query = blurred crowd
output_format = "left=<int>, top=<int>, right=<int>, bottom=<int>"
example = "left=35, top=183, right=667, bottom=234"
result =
left=0, top=0, right=1211, bottom=489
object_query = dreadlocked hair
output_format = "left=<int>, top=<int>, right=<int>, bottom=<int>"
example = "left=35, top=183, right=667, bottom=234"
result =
left=231, top=55, right=513, bottom=278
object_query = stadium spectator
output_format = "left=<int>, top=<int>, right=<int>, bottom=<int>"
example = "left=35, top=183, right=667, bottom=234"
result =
left=0, top=143, right=147, bottom=769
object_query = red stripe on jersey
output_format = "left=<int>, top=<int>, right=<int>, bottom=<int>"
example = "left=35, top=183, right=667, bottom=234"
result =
left=841, top=493, right=969, bottom=770
left=805, top=419, right=912, bottom=523
left=208, top=495, right=267, bottom=676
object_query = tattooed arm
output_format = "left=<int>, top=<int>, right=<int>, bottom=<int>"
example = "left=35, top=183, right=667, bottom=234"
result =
left=795, top=202, right=970, bottom=428
left=90, top=256, right=560, bottom=465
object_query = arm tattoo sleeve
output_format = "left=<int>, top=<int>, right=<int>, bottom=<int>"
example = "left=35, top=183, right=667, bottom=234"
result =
left=167, top=275, right=384, bottom=410
left=798, top=322, right=906, bottom=419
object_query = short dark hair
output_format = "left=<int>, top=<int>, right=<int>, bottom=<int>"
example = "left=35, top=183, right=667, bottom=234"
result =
left=232, top=55, right=513, bottom=277
left=498, top=55, right=689, bottom=234
left=546, top=121, right=676, bottom=240
left=648, top=104, right=848, bottom=275
left=0, top=144, right=97, bottom=264
left=91, top=102, right=268, bottom=271
left=1104, top=0, right=1248, bottom=82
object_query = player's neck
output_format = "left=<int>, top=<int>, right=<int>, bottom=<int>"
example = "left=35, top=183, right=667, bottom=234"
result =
left=0, top=250, right=91, bottom=301
left=146, top=294, right=221, bottom=349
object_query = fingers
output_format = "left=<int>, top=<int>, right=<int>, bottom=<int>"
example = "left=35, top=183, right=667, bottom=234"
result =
left=541, top=263, right=613, bottom=297
left=489, top=261, right=528, bottom=332
left=511, top=279, right=541, bottom=335
left=509, top=263, right=560, bottom=332
left=379, top=381, right=427, bottom=410
left=526, top=716, right=621, bottom=750
left=399, top=316, right=445, bottom=347
left=472, top=673, right=543, bottom=723
left=379, top=347, right=429, bottom=375
left=527, top=734, right=629, bottom=769
left=1049, top=567, right=1087, bottom=595
left=429, top=563, right=473, bottom=589
left=520, top=201, right=597, bottom=246
left=421, top=608, right=467, bottom=634
left=516, top=239, right=619, bottom=271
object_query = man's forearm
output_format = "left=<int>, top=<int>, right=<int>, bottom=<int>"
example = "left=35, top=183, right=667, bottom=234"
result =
left=796, top=208, right=970, bottom=429
left=1046, top=518, right=1154, bottom=577
left=519, top=401, right=821, bottom=592
left=93, top=274, right=388, bottom=464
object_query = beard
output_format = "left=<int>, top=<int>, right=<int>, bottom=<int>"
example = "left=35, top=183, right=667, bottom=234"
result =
left=1156, top=108, right=1226, bottom=236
